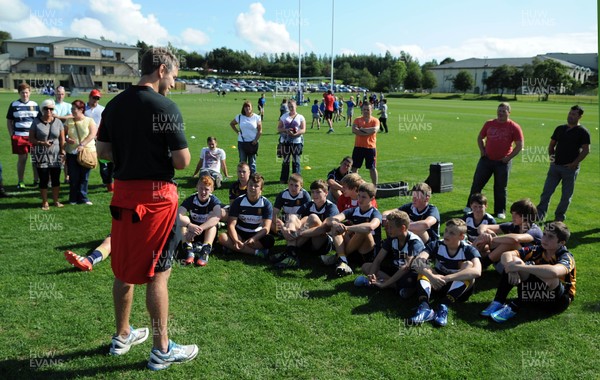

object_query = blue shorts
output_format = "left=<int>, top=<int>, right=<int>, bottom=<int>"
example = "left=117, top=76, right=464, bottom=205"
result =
left=352, top=147, right=377, bottom=169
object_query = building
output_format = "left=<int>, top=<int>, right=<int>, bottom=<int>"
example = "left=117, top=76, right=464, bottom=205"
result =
left=429, top=53, right=597, bottom=94
left=0, top=36, right=140, bottom=93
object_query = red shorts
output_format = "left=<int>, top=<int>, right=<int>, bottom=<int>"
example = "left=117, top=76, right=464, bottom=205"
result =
left=110, top=179, right=179, bottom=284
left=12, top=135, right=31, bottom=154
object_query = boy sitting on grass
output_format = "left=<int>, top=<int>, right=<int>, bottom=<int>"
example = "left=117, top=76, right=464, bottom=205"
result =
left=474, top=198, right=542, bottom=268
left=220, top=162, right=250, bottom=222
left=192, top=136, right=230, bottom=188
left=463, top=193, right=496, bottom=243
left=336, top=172, right=377, bottom=212
left=270, top=173, right=311, bottom=235
left=383, top=182, right=440, bottom=244
left=325, top=182, right=382, bottom=277
left=354, top=210, right=425, bottom=299
left=272, top=179, right=339, bottom=269
left=409, top=219, right=482, bottom=327
left=178, top=175, right=222, bottom=267
left=481, top=221, right=576, bottom=323
left=218, top=173, right=274, bottom=258
left=326, top=156, right=353, bottom=202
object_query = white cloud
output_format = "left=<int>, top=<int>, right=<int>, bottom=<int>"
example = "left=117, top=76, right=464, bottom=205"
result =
left=0, top=0, right=29, bottom=22
left=374, top=42, right=424, bottom=60
left=181, top=28, right=209, bottom=46
left=375, top=32, right=598, bottom=63
left=339, top=48, right=356, bottom=56
left=235, top=2, right=299, bottom=54
left=83, top=0, right=170, bottom=46
left=0, top=0, right=65, bottom=38
left=70, top=17, right=119, bottom=41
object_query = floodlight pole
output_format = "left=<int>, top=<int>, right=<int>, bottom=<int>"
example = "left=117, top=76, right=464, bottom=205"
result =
left=330, top=0, right=334, bottom=92
left=298, top=0, right=302, bottom=103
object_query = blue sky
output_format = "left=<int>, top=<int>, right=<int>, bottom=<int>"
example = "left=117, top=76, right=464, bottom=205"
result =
left=0, top=0, right=597, bottom=62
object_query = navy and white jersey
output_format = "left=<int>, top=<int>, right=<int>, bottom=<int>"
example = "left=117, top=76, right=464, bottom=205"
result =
left=297, top=200, right=339, bottom=222
left=6, top=100, right=39, bottom=136
left=381, top=231, right=425, bottom=268
left=274, top=189, right=311, bottom=217
left=499, top=222, right=543, bottom=246
left=327, top=167, right=351, bottom=185
left=342, top=206, right=383, bottom=249
left=180, top=194, right=222, bottom=225
left=399, top=203, right=441, bottom=242
left=463, top=212, right=496, bottom=242
left=230, top=195, right=273, bottom=233
left=425, top=240, right=481, bottom=275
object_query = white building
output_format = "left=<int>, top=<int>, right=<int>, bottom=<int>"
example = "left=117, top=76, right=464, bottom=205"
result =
left=0, top=36, right=140, bottom=92
left=429, top=53, right=597, bottom=94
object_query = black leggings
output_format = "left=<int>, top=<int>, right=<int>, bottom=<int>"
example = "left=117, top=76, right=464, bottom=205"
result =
left=38, top=167, right=61, bottom=189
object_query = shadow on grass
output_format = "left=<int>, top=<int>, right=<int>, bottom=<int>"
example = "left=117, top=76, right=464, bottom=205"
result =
left=0, top=345, right=147, bottom=379
left=568, top=227, right=600, bottom=249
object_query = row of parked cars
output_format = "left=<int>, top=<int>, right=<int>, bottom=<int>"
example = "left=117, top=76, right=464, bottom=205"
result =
left=176, top=77, right=368, bottom=94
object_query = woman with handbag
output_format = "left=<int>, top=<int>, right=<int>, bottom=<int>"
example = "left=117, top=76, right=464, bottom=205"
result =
left=29, top=99, right=65, bottom=210
left=230, top=100, right=262, bottom=173
left=64, top=99, right=97, bottom=205
left=277, top=99, right=306, bottom=183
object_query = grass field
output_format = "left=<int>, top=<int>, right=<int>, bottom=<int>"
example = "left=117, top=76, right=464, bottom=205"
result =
left=0, top=91, right=598, bottom=379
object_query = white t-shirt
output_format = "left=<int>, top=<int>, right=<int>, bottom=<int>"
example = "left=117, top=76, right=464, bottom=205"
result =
left=201, top=147, right=226, bottom=172
left=236, top=113, right=261, bottom=142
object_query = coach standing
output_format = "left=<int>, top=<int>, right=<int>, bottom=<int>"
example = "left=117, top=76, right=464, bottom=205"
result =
left=537, top=105, right=590, bottom=222
left=465, top=102, right=523, bottom=219
left=97, top=47, right=197, bottom=371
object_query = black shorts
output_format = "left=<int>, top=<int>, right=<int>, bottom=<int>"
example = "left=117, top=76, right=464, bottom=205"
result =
left=518, top=276, right=572, bottom=313
left=352, top=147, right=377, bottom=169
left=299, top=234, right=333, bottom=255
left=236, top=229, right=275, bottom=249
left=324, top=110, right=334, bottom=120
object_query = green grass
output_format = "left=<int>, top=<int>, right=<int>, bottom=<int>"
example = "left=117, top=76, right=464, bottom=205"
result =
left=0, top=91, right=599, bottom=379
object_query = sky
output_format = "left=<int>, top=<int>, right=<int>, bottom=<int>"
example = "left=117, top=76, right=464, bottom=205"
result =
left=0, top=0, right=597, bottom=63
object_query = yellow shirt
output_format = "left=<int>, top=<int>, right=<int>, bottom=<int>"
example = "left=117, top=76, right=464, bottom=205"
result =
left=65, top=117, right=96, bottom=153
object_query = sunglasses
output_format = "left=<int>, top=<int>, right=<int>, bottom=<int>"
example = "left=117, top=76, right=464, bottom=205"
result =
left=43, top=107, right=54, bottom=111
left=92, top=96, right=100, bottom=100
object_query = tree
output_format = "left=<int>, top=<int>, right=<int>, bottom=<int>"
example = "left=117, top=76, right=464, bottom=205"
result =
left=440, top=57, right=456, bottom=65
left=375, top=68, right=392, bottom=92
left=531, top=58, right=572, bottom=100
left=404, top=62, right=422, bottom=91
left=422, top=70, right=437, bottom=94
left=357, top=68, right=376, bottom=90
left=453, top=70, right=474, bottom=94
left=485, top=65, right=516, bottom=96
left=389, top=61, right=407, bottom=92
left=0, top=30, right=12, bottom=53
left=509, top=64, right=533, bottom=100
left=336, top=62, right=356, bottom=85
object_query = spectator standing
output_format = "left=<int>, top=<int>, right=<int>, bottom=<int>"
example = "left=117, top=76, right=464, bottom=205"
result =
left=465, top=103, right=524, bottom=219
left=537, top=105, right=590, bottom=222
left=6, top=82, right=40, bottom=189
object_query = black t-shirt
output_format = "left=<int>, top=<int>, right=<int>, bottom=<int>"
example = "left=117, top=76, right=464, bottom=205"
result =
left=97, top=86, right=188, bottom=181
left=551, top=124, right=591, bottom=165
